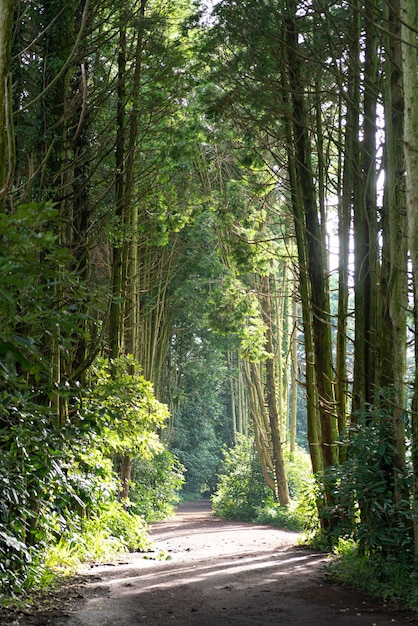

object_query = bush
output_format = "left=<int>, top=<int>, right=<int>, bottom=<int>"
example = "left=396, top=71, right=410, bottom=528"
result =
left=211, top=435, right=272, bottom=521
left=321, top=408, right=414, bottom=558
left=211, top=436, right=319, bottom=532
left=130, top=449, right=185, bottom=522
left=254, top=500, right=305, bottom=531
left=254, top=447, right=317, bottom=532
left=328, top=542, right=418, bottom=612
left=45, top=501, right=152, bottom=573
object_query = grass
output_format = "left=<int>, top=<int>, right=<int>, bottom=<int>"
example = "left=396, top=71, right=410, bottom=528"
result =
left=324, top=539, right=418, bottom=614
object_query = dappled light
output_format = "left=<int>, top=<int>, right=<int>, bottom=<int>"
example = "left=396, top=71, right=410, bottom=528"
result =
left=55, top=503, right=414, bottom=626
left=99, top=551, right=325, bottom=593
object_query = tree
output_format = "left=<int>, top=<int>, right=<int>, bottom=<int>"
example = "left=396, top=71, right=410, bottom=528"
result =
left=283, top=1, right=338, bottom=473
left=0, top=0, right=14, bottom=200
left=401, top=0, right=418, bottom=559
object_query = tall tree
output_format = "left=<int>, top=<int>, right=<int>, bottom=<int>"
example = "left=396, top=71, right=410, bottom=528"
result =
left=380, top=0, right=408, bottom=501
left=284, top=0, right=339, bottom=472
left=400, top=0, right=418, bottom=559
left=0, top=0, right=14, bottom=200
left=352, top=0, right=379, bottom=416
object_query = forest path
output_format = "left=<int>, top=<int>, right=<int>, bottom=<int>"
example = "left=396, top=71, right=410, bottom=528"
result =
left=52, top=500, right=416, bottom=626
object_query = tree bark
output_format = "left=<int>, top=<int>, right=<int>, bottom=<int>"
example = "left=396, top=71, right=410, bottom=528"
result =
left=381, top=0, right=407, bottom=497
left=289, top=293, right=298, bottom=455
left=400, top=0, right=418, bottom=560
left=261, top=275, right=290, bottom=505
left=285, top=5, right=338, bottom=470
left=0, top=0, right=14, bottom=201
left=352, top=0, right=379, bottom=415
left=243, top=360, right=276, bottom=493
left=336, top=0, right=360, bottom=438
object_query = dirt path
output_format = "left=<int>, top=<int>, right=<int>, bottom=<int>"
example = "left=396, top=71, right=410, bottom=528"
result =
left=38, top=500, right=415, bottom=626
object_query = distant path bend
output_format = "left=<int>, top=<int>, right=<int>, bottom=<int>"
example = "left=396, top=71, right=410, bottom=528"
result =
left=55, top=500, right=417, bottom=626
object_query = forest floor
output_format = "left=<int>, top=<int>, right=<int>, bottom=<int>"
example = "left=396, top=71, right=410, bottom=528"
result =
left=1, top=500, right=418, bottom=626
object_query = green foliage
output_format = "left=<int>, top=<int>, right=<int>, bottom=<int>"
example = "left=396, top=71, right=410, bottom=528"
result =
left=254, top=500, right=305, bottom=531
left=321, top=408, right=414, bottom=559
left=211, top=435, right=272, bottom=521
left=173, top=414, right=221, bottom=495
left=0, top=350, right=171, bottom=594
left=208, top=275, right=269, bottom=361
left=167, top=320, right=231, bottom=495
left=328, top=542, right=418, bottom=612
left=285, top=446, right=314, bottom=500
left=85, top=502, right=151, bottom=554
left=83, top=356, right=169, bottom=458
left=0, top=392, right=81, bottom=594
left=0, top=203, right=87, bottom=382
left=130, top=449, right=185, bottom=522
left=212, top=436, right=318, bottom=532
left=293, top=478, right=326, bottom=549
left=45, top=501, right=152, bottom=573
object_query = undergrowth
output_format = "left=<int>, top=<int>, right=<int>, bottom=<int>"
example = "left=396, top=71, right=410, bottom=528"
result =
left=44, top=501, right=153, bottom=576
left=211, top=435, right=315, bottom=531
left=0, top=502, right=153, bottom=601
left=327, top=539, right=418, bottom=613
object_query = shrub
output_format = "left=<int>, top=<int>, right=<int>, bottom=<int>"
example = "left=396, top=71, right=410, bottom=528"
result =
left=211, top=435, right=272, bottom=521
left=321, top=408, right=414, bottom=559
left=212, top=436, right=319, bottom=533
left=130, top=449, right=185, bottom=522
left=45, top=501, right=152, bottom=573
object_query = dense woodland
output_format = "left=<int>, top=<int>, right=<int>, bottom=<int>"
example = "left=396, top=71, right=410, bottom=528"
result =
left=1, top=0, right=418, bottom=605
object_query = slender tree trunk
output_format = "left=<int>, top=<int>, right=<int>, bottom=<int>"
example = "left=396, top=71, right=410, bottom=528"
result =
left=280, top=64, right=323, bottom=475
left=336, top=0, right=360, bottom=438
left=109, top=16, right=127, bottom=360
left=289, top=293, right=298, bottom=455
left=400, top=0, right=418, bottom=560
left=381, top=0, right=407, bottom=501
left=352, top=0, right=379, bottom=415
left=0, top=0, right=14, bottom=202
left=70, top=1, right=95, bottom=385
left=238, top=358, right=248, bottom=436
left=243, top=360, right=276, bottom=492
left=228, top=350, right=238, bottom=442
left=261, top=275, right=290, bottom=505
left=275, top=264, right=289, bottom=438
left=124, top=0, right=147, bottom=362
left=109, top=12, right=131, bottom=506
left=120, top=455, right=133, bottom=503
left=285, top=5, right=338, bottom=470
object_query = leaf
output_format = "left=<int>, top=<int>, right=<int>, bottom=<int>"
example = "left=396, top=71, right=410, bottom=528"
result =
left=0, top=531, right=31, bottom=561
left=0, top=288, right=14, bottom=306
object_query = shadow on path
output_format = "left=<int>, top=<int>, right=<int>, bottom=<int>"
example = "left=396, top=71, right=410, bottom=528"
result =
left=54, top=501, right=417, bottom=626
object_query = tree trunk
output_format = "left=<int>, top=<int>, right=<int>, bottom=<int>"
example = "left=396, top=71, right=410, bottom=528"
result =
left=285, top=5, right=338, bottom=470
left=352, top=0, right=379, bottom=415
left=124, top=0, right=147, bottom=362
left=280, top=65, right=323, bottom=476
left=400, top=0, right=418, bottom=561
left=109, top=15, right=127, bottom=361
left=261, top=275, right=290, bottom=505
left=381, top=0, right=407, bottom=499
left=336, top=0, right=360, bottom=439
left=289, top=293, right=298, bottom=456
left=243, top=360, right=276, bottom=493
left=228, top=350, right=238, bottom=442
left=0, top=0, right=14, bottom=201
left=120, top=454, right=133, bottom=505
